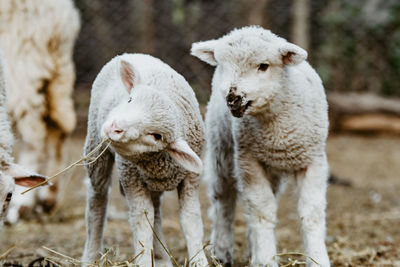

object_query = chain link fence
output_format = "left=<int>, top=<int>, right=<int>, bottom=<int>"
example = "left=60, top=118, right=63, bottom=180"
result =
left=73, top=0, right=400, bottom=106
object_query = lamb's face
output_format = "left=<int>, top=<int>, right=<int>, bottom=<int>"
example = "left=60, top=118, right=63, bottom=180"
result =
left=0, top=165, right=47, bottom=224
left=100, top=58, right=203, bottom=174
left=102, top=85, right=177, bottom=157
left=191, top=26, right=307, bottom=117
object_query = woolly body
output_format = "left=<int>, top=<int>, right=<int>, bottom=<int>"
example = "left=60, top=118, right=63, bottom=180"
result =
left=0, top=0, right=80, bottom=223
left=192, top=26, right=330, bottom=267
left=82, top=54, right=207, bottom=266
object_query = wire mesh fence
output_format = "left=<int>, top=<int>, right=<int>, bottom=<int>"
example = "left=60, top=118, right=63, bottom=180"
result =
left=73, top=0, right=400, bottom=104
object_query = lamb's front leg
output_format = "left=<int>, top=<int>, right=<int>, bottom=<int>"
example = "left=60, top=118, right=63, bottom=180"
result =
left=81, top=146, right=114, bottom=265
left=296, top=157, right=330, bottom=267
left=120, top=170, right=154, bottom=266
left=238, top=158, right=278, bottom=267
left=178, top=176, right=208, bottom=267
left=82, top=182, right=111, bottom=264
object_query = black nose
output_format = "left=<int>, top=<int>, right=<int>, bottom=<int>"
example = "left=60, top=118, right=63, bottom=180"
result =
left=226, top=88, right=251, bottom=118
left=226, top=89, right=243, bottom=111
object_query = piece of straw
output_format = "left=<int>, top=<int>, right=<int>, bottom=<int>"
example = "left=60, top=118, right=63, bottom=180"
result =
left=273, top=252, right=320, bottom=266
left=0, top=245, right=16, bottom=261
left=21, top=138, right=111, bottom=195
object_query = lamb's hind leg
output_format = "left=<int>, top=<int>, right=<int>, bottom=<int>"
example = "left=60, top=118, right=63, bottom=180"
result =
left=207, top=154, right=237, bottom=266
left=296, top=157, right=330, bottom=267
left=151, top=192, right=172, bottom=267
left=81, top=139, right=114, bottom=264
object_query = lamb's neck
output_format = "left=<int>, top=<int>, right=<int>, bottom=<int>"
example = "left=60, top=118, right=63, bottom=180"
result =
left=254, top=82, right=296, bottom=123
left=127, top=151, right=177, bottom=179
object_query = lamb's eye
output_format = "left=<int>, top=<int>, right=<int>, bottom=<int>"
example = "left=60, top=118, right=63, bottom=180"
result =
left=6, top=193, right=12, bottom=201
left=128, top=97, right=132, bottom=103
left=258, top=63, right=269, bottom=71
left=151, top=133, right=162, bottom=141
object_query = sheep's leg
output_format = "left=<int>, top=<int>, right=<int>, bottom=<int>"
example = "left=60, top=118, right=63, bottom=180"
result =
left=296, top=157, right=330, bottom=267
left=81, top=140, right=114, bottom=264
left=208, top=174, right=237, bottom=267
left=151, top=192, right=172, bottom=267
left=37, top=129, right=66, bottom=213
left=206, top=148, right=237, bottom=266
left=47, top=35, right=77, bottom=135
left=118, top=160, right=154, bottom=266
left=239, top=159, right=278, bottom=267
left=178, top=177, right=208, bottom=267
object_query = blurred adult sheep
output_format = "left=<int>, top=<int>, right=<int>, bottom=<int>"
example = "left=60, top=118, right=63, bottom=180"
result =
left=0, top=0, right=80, bottom=223
left=0, top=51, right=47, bottom=235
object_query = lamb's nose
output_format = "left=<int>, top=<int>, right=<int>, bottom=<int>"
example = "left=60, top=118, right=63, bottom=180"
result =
left=226, top=88, right=251, bottom=118
left=106, top=122, right=124, bottom=141
left=226, top=89, right=242, bottom=108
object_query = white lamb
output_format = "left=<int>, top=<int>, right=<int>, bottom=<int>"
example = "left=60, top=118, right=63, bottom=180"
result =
left=81, top=54, right=208, bottom=267
left=191, top=26, right=330, bottom=267
left=0, top=0, right=80, bottom=223
left=0, top=52, right=47, bottom=234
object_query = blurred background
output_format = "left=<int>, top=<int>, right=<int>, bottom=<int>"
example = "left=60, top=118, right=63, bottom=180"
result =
left=1, top=0, right=400, bottom=266
left=73, top=0, right=400, bottom=135
left=74, top=0, right=400, bottom=97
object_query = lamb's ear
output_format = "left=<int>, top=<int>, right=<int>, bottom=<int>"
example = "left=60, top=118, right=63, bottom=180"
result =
left=167, top=139, right=203, bottom=174
left=5, top=163, right=48, bottom=187
left=191, top=40, right=218, bottom=66
left=120, top=60, right=140, bottom=93
left=279, top=43, right=308, bottom=66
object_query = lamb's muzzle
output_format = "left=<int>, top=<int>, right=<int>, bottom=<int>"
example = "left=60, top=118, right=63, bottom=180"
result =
left=226, top=87, right=251, bottom=118
left=105, top=122, right=125, bottom=141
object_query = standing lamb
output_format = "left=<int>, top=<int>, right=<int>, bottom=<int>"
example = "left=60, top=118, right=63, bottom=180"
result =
left=0, top=51, right=47, bottom=235
left=191, top=26, right=330, bottom=267
left=82, top=54, right=208, bottom=267
left=0, top=0, right=80, bottom=223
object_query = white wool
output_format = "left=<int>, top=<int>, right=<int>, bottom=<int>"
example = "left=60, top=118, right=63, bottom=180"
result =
left=0, top=52, right=15, bottom=231
left=192, top=26, right=330, bottom=267
left=82, top=54, right=208, bottom=267
left=0, top=0, right=80, bottom=223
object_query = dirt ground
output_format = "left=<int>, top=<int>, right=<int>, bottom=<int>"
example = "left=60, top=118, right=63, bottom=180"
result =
left=1, top=134, right=399, bottom=266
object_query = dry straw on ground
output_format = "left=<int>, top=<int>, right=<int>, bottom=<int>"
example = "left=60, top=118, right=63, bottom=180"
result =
left=9, top=137, right=321, bottom=266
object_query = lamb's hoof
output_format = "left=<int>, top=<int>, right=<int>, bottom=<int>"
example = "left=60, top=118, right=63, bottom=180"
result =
left=38, top=198, right=57, bottom=213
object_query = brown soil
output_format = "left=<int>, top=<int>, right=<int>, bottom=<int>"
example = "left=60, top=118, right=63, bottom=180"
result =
left=1, top=134, right=399, bottom=266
